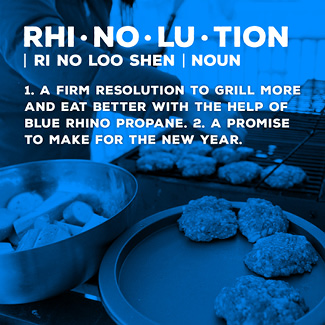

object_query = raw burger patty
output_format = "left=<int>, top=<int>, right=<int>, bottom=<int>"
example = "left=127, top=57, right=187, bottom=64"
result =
left=136, top=152, right=177, bottom=172
left=261, top=164, right=306, bottom=189
left=176, top=154, right=216, bottom=177
left=218, top=161, right=262, bottom=184
left=236, top=146, right=254, bottom=159
left=212, top=146, right=241, bottom=164
left=172, top=141, right=213, bottom=157
left=212, top=146, right=254, bottom=164
left=214, top=275, right=308, bottom=325
left=139, top=141, right=212, bottom=157
left=238, top=198, right=289, bottom=243
left=178, top=196, right=237, bottom=242
left=244, top=233, right=318, bottom=277
left=138, top=141, right=174, bottom=156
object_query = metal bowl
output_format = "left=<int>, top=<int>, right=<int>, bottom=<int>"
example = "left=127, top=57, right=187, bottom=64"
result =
left=0, top=159, right=137, bottom=304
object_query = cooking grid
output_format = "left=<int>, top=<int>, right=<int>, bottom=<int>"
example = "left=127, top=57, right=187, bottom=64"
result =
left=245, top=139, right=325, bottom=200
left=114, top=80, right=325, bottom=201
left=115, top=110, right=325, bottom=201
left=118, top=140, right=325, bottom=201
left=287, top=79, right=325, bottom=115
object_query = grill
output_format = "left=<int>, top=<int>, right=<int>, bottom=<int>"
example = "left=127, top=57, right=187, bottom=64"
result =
left=113, top=80, right=325, bottom=230
left=114, top=112, right=325, bottom=201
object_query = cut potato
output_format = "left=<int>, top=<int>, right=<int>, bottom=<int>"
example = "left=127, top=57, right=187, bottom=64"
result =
left=0, top=208, right=19, bottom=241
left=82, top=215, right=107, bottom=232
left=55, top=221, right=82, bottom=236
left=14, top=191, right=79, bottom=237
left=7, top=192, right=44, bottom=217
left=33, top=215, right=50, bottom=229
left=0, top=242, right=15, bottom=254
left=2, top=189, right=110, bottom=251
left=63, top=201, right=94, bottom=226
left=16, top=229, right=40, bottom=251
left=8, top=231, right=20, bottom=247
left=34, top=224, right=71, bottom=248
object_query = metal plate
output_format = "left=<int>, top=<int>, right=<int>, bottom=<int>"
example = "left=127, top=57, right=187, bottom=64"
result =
left=99, top=203, right=325, bottom=325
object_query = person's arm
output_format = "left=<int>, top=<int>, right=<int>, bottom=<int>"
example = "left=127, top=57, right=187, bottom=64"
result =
left=0, top=0, right=246, bottom=142
left=0, top=0, right=179, bottom=120
left=176, top=94, right=247, bottom=142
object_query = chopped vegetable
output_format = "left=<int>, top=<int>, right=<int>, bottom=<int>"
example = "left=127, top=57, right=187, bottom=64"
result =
left=8, top=230, right=20, bottom=247
left=55, top=221, right=82, bottom=236
left=63, top=201, right=94, bottom=226
left=14, top=191, right=79, bottom=237
left=33, top=215, right=50, bottom=229
left=16, top=229, right=41, bottom=251
left=7, top=192, right=44, bottom=216
left=0, top=242, right=15, bottom=253
left=1, top=189, right=110, bottom=252
left=82, top=215, right=107, bottom=232
left=34, top=224, right=71, bottom=248
left=0, top=208, right=19, bottom=241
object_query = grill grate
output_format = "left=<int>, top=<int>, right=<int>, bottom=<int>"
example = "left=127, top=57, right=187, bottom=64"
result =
left=246, top=140, right=325, bottom=199
left=287, top=79, right=325, bottom=115
left=114, top=80, right=325, bottom=202
left=116, top=126, right=325, bottom=201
